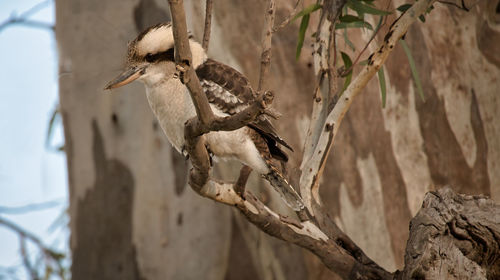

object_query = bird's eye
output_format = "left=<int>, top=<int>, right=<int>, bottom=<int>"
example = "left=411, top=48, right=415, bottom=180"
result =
left=145, top=53, right=155, bottom=62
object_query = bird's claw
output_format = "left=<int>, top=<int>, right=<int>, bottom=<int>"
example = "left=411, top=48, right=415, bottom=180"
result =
left=176, top=64, right=190, bottom=84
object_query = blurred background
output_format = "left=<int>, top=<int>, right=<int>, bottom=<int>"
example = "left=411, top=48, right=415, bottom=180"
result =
left=0, top=0, right=69, bottom=279
left=1, top=0, right=499, bottom=279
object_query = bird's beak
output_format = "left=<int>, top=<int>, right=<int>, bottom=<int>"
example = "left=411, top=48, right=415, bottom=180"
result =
left=104, top=65, right=147, bottom=90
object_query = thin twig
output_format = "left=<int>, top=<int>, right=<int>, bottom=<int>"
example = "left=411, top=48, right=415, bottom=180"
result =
left=0, top=19, right=54, bottom=32
left=19, top=237, right=38, bottom=279
left=340, top=16, right=386, bottom=77
left=17, top=0, right=52, bottom=19
left=0, top=0, right=54, bottom=32
left=1, top=216, right=45, bottom=246
left=272, top=0, right=302, bottom=33
left=437, top=0, right=470, bottom=11
left=234, top=165, right=252, bottom=197
left=258, top=0, right=276, bottom=91
left=0, top=216, right=66, bottom=278
left=327, top=12, right=339, bottom=107
left=0, top=199, right=64, bottom=214
left=169, top=0, right=215, bottom=126
left=202, top=0, right=213, bottom=50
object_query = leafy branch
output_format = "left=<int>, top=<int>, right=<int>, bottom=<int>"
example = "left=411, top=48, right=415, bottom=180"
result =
left=291, top=0, right=429, bottom=107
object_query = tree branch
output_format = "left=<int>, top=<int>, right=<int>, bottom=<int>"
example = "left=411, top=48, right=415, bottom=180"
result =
left=165, top=1, right=452, bottom=279
left=202, top=0, right=213, bottom=50
left=0, top=199, right=63, bottom=214
left=19, top=237, right=38, bottom=280
left=0, top=0, right=54, bottom=32
left=300, top=0, right=437, bottom=212
left=195, top=178, right=393, bottom=279
left=0, top=216, right=66, bottom=278
left=234, top=165, right=252, bottom=197
left=272, top=0, right=302, bottom=33
left=258, top=0, right=276, bottom=91
left=169, top=0, right=215, bottom=127
left=300, top=0, right=346, bottom=214
left=400, top=187, right=500, bottom=279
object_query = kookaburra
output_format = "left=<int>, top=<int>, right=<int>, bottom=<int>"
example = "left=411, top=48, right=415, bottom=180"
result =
left=105, top=22, right=304, bottom=211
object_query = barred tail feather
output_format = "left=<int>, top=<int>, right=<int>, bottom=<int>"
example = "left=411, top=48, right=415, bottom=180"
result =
left=263, top=168, right=305, bottom=211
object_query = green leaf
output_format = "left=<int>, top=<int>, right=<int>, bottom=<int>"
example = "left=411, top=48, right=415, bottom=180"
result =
left=343, top=29, right=356, bottom=51
left=418, top=15, right=426, bottom=22
left=341, top=71, right=353, bottom=96
left=400, top=40, right=425, bottom=101
left=336, top=21, right=373, bottom=30
left=377, top=67, right=387, bottom=108
left=347, top=0, right=391, bottom=16
left=373, top=14, right=384, bottom=33
left=340, top=52, right=353, bottom=95
left=341, top=51, right=353, bottom=70
left=296, top=14, right=310, bottom=60
left=396, top=4, right=412, bottom=12
left=339, top=15, right=364, bottom=23
left=292, top=3, right=321, bottom=22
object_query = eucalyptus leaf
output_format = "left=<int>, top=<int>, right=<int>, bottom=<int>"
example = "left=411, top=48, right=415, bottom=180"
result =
left=292, top=3, right=321, bottom=22
left=343, top=29, right=356, bottom=51
left=336, top=21, right=373, bottom=30
left=400, top=40, right=425, bottom=101
left=296, top=14, right=310, bottom=59
left=341, top=51, right=353, bottom=70
left=347, top=0, right=391, bottom=16
left=396, top=4, right=412, bottom=12
left=340, top=52, right=353, bottom=95
left=377, top=67, right=387, bottom=108
left=339, top=14, right=364, bottom=23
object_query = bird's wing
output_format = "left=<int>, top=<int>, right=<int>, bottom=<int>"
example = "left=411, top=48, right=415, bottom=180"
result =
left=195, top=59, right=293, bottom=154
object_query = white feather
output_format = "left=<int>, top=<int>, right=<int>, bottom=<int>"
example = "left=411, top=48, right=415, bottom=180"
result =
left=145, top=78, right=269, bottom=175
left=136, top=24, right=207, bottom=69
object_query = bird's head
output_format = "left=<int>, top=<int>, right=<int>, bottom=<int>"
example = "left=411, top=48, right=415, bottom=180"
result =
left=105, top=22, right=206, bottom=90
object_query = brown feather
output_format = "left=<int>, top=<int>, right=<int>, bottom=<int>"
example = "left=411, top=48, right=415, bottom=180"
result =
left=196, top=59, right=293, bottom=162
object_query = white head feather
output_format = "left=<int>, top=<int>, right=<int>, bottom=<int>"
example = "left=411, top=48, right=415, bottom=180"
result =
left=131, top=23, right=207, bottom=69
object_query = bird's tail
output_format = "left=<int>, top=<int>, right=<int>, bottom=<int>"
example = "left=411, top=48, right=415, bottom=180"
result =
left=263, top=167, right=305, bottom=211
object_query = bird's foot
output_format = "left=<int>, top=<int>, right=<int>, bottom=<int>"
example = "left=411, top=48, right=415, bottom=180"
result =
left=175, top=64, right=190, bottom=84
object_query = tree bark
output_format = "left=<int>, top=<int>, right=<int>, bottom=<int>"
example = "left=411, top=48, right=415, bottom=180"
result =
left=401, top=187, right=500, bottom=279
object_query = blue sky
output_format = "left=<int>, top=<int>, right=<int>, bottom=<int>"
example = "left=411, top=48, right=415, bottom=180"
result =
left=0, top=0, right=68, bottom=278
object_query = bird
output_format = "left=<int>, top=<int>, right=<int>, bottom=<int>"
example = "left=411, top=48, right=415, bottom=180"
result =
left=104, top=22, right=304, bottom=211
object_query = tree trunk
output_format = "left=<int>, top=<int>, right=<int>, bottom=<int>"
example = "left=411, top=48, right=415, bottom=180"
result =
left=56, top=0, right=500, bottom=279
left=401, top=187, right=500, bottom=279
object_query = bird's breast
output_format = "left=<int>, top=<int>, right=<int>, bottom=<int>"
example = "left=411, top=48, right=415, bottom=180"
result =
left=144, top=80, right=269, bottom=174
left=145, top=80, right=196, bottom=152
